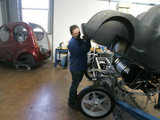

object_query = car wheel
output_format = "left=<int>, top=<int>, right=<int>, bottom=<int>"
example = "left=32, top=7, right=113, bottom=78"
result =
left=78, top=86, right=115, bottom=118
left=16, top=54, right=36, bottom=69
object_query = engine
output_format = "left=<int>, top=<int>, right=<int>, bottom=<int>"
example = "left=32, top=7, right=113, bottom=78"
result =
left=113, top=56, right=158, bottom=93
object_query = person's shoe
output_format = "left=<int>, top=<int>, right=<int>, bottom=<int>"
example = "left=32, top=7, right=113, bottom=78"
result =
left=154, top=104, right=160, bottom=110
left=68, top=102, right=79, bottom=110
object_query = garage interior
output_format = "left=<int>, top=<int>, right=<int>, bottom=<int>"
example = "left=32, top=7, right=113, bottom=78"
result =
left=0, top=0, right=160, bottom=120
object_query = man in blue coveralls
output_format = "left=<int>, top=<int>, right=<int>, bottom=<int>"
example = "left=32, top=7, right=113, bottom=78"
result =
left=68, top=25, right=91, bottom=109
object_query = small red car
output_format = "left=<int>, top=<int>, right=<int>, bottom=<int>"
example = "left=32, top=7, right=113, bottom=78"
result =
left=0, top=22, right=51, bottom=69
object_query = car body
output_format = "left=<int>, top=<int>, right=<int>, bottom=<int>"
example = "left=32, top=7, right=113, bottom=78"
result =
left=82, top=5, right=160, bottom=72
left=0, top=22, right=51, bottom=68
left=80, top=6, right=160, bottom=111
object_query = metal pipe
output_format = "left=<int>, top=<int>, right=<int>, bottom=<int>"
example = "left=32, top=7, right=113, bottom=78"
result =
left=116, top=100, right=160, bottom=120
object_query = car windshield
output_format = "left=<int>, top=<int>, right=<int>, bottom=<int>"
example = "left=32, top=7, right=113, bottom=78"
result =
left=29, top=23, right=50, bottom=50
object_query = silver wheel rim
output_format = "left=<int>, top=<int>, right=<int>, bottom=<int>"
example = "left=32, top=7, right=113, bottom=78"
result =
left=16, top=64, right=31, bottom=71
left=87, top=67, right=96, bottom=78
left=81, top=90, right=112, bottom=117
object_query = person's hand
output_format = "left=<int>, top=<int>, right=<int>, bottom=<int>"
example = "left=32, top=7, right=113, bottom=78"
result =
left=82, top=35, right=91, bottom=42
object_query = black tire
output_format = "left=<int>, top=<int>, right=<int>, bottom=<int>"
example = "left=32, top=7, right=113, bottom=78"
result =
left=17, top=54, right=36, bottom=68
left=78, top=86, right=115, bottom=118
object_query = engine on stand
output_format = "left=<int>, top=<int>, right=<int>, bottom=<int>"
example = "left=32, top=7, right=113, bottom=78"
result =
left=112, top=56, right=160, bottom=94
left=78, top=5, right=160, bottom=119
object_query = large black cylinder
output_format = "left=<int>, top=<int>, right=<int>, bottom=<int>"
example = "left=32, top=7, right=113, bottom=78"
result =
left=82, top=6, right=160, bottom=72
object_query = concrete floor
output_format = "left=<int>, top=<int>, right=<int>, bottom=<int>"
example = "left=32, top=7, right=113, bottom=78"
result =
left=0, top=62, right=159, bottom=120
left=0, top=62, right=113, bottom=120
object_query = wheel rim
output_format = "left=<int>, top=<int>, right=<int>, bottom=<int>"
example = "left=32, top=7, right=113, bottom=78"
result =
left=15, top=64, right=31, bottom=71
left=81, top=90, right=112, bottom=117
left=87, top=66, right=96, bottom=78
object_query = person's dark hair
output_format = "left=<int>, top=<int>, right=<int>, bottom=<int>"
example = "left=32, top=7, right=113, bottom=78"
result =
left=70, top=25, right=79, bottom=34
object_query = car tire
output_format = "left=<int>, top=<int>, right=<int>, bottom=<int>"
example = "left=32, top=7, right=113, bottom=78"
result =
left=78, top=86, right=115, bottom=118
left=17, top=54, right=36, bottom=69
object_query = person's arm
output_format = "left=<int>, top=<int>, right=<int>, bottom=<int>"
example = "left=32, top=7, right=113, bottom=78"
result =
left=81, top=40, right=91, bottom=53
left=81, top=35, right=91, bottom=53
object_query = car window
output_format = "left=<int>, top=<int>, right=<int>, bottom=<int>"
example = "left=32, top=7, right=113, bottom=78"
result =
left=30, top=23, right=50, bottom=50
left=0, top=26, right=10, bottom=43
left=33, top=27, right=44, bottom=41
left=13, top=25, right=28, bottom=43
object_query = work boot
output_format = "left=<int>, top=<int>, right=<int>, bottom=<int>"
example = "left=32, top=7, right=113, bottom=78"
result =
left=68, top=101, right=79, bottom=110
left=154, top=104, right=160, bottom=110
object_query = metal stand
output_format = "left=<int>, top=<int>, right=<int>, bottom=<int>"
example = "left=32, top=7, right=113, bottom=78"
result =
left=116, top=100, right=160, bottom=120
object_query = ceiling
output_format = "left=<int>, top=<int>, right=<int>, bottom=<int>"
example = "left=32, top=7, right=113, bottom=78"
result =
left=98, top=0, right=160, bottom=5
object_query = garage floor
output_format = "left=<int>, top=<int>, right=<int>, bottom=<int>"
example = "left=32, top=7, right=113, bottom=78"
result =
left=0, top=62, right=113, bottom=120
left=0, top=62, right=159, bottom=120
